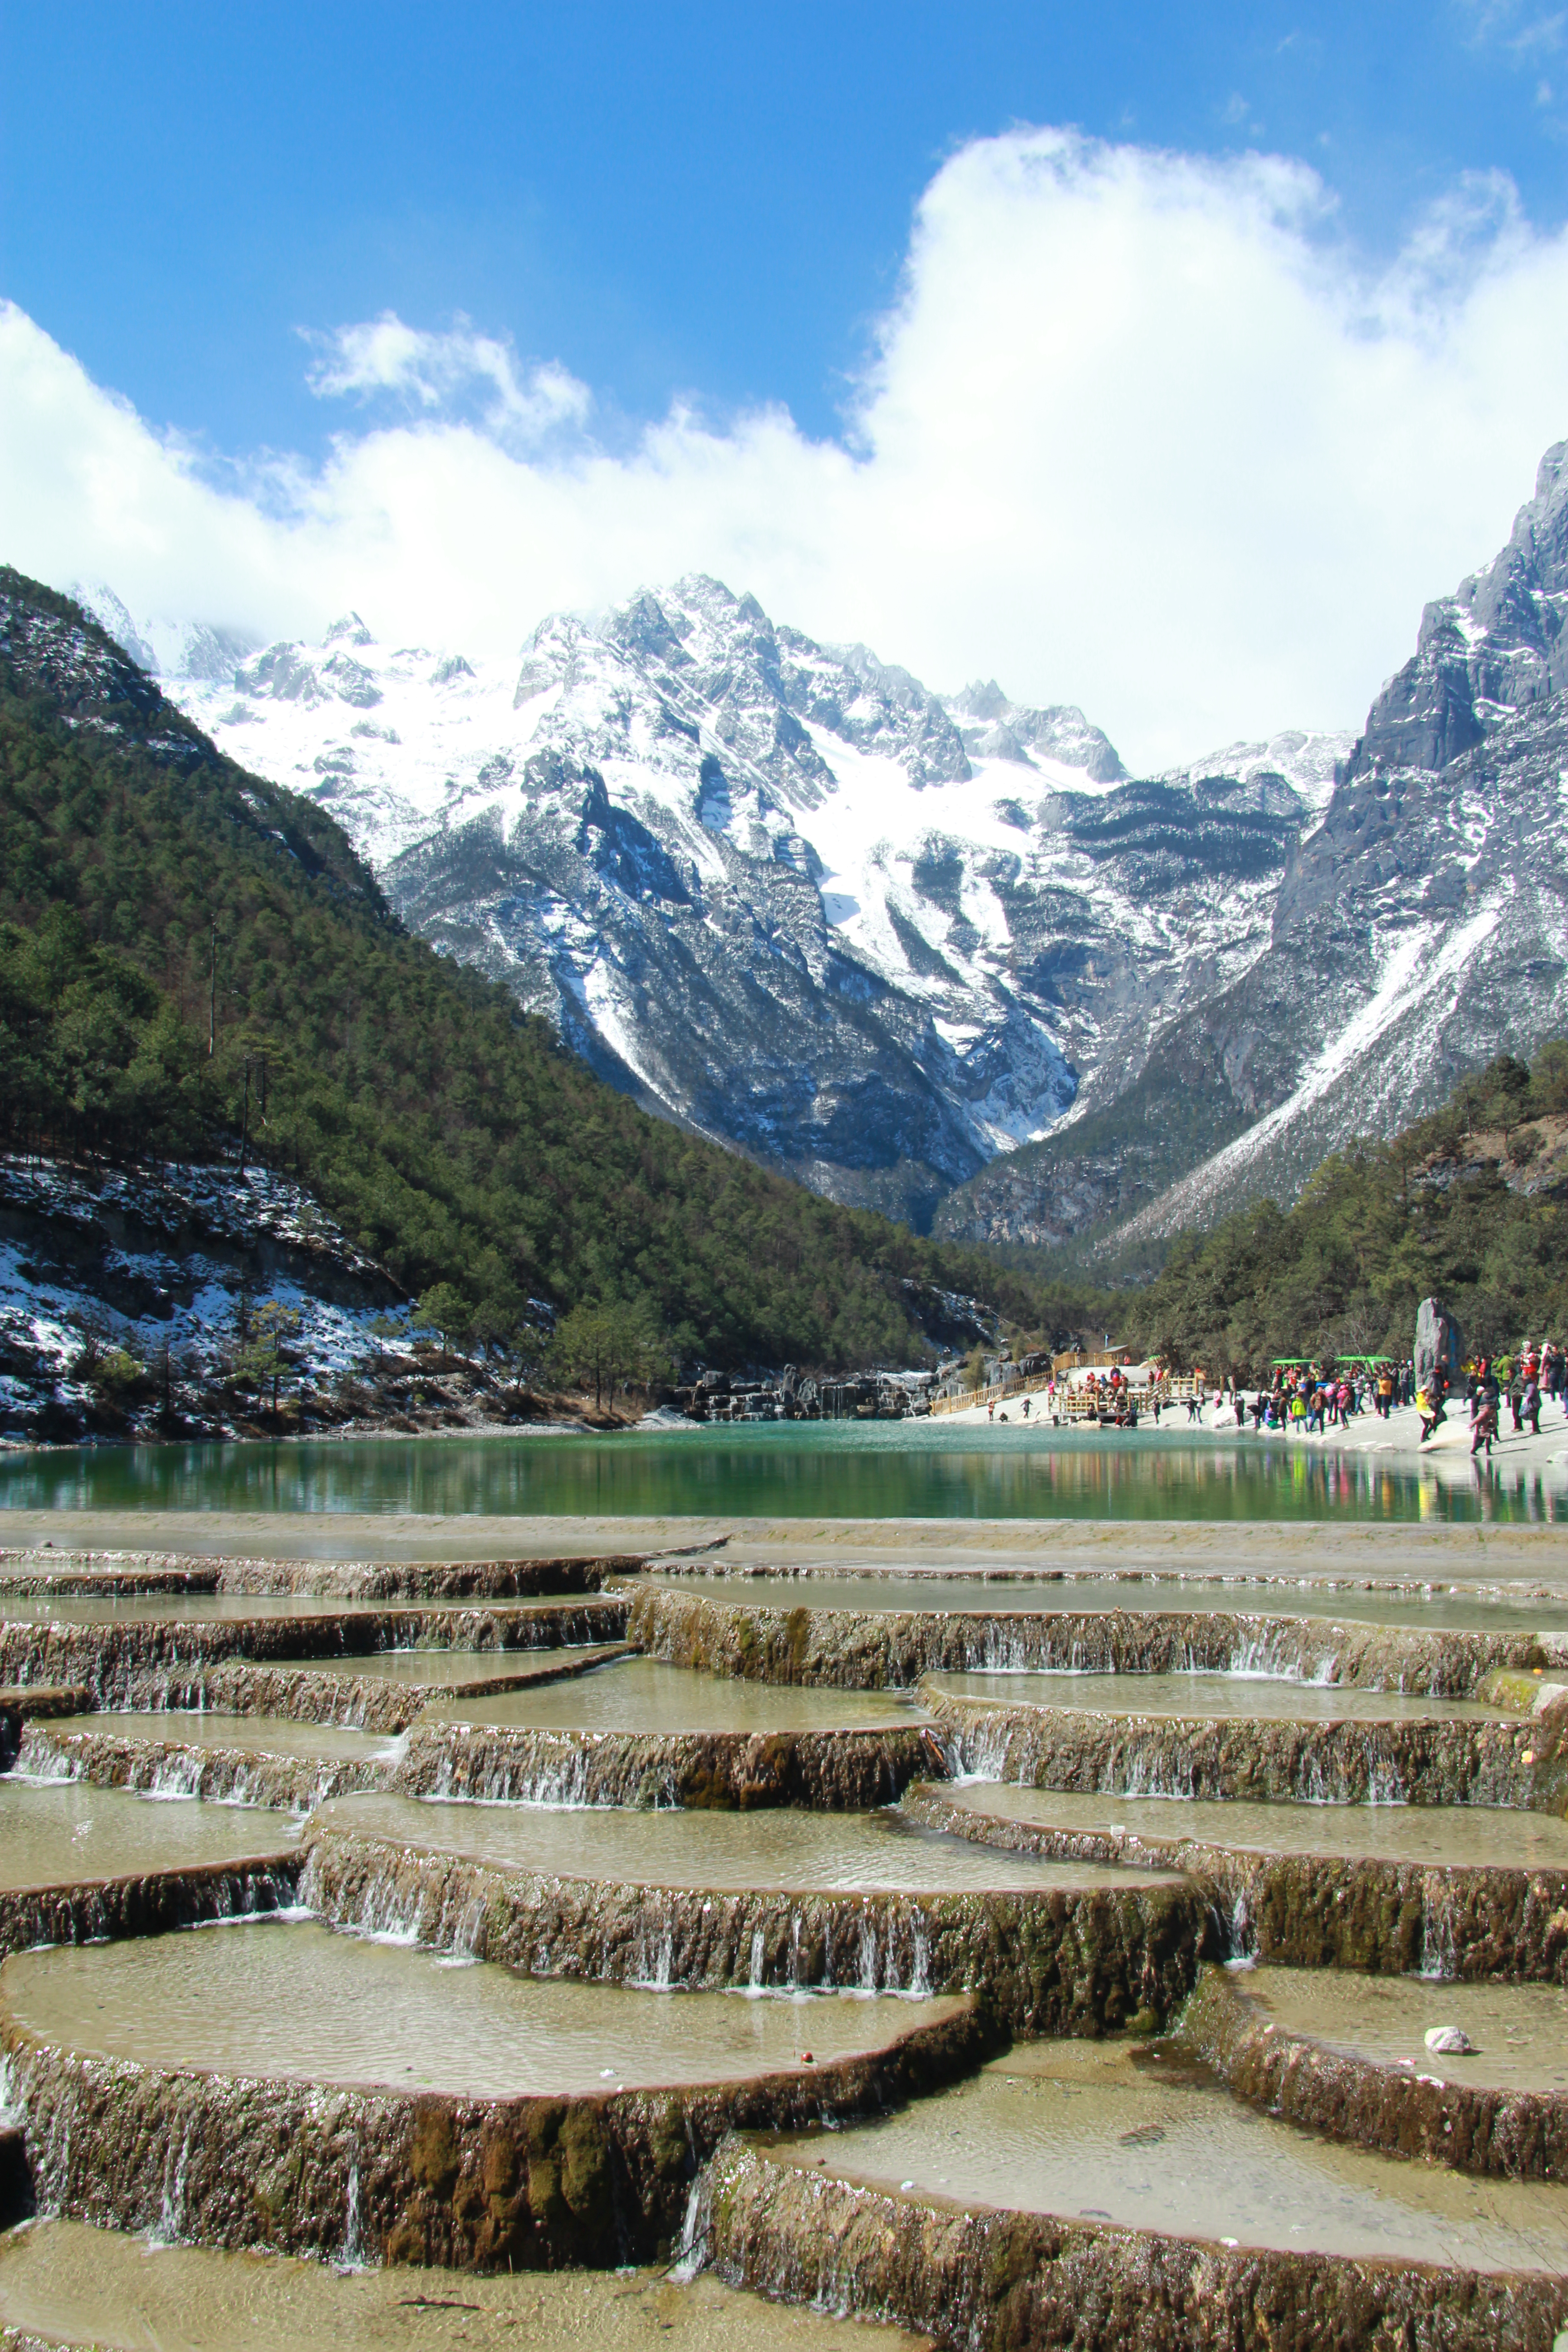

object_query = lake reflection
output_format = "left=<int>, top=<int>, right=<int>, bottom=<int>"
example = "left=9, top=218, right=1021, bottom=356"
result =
left=1, top=1423, right=1563, bottom=1522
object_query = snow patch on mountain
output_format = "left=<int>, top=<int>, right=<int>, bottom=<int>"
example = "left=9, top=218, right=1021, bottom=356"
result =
left=0, top=1156, right=402, bottom=1440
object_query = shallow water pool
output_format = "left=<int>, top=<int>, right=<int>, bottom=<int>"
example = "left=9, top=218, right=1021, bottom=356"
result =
left=0, top=1915, right=962, bottom=2095
left=0, top=1777, right=298, bottom=1891
left=764, top=2039, right=1568, bottom=2269
left=418, top=1656, right=929, bottom=1734
left=309, top=1791, right=1175, bottom=1893
left=934, top=1782, right=1568, bottom=1868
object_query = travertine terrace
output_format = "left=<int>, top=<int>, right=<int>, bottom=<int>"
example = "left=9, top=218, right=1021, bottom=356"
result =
left=2, top=1513, right=1568, bottom=2348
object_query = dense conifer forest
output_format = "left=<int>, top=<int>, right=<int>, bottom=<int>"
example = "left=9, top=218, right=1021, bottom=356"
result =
left=1116, top=1042, right=1568, bottom=1373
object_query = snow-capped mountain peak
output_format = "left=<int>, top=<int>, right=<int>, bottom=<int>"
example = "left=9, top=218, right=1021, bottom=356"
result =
left=67, top=571, right=1355, bottom=1233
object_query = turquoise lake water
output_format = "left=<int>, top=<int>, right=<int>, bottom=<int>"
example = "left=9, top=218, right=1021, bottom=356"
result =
left=1, top=1422, right=1562, bottom=1521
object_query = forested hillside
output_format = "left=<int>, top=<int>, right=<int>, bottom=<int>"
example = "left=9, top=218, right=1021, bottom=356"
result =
left=0, top=569, right=1075, bottom=1370
left=1117, top=1044, right=1568, bottom=1373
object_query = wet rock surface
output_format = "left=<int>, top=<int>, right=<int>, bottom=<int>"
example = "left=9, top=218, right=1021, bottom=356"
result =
left=0, top=1599, right=630, bottom=1710
left=0, top=1855, right=299, bottom=1965
left=0, top=1688, right=89, bottom=1771
left=298, top=1818, right=1200, bottom=2031
left=927, top=1685, right=1537, bottom=1806
left=3, top=1535, right=1568, bottom=2345
left=391, top=1721, right=941, bottom=1810
left=0, top=1608, right=630, bottom=1721
left=20, top=1714, right=395, bottom=1813
left=0, top=1546, right=639, bottom=1596
left=903, top=1782, right=1568, bottom=1980
left=1, top=1961, right=990, bottom=2269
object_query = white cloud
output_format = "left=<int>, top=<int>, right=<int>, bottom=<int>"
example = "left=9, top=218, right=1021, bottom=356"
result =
left=302, top=312, right=591, bottom=446
left=5, top=123, right=1568, bottom=768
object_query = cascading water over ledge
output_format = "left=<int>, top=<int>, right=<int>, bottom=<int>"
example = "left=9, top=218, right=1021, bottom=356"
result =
left=0, top=1603, right=630, bottom=1712
left=296, top=1801, right=1203, bottom=2031
left=900, top=1780, right=1568, bottom=1980
left=390, top=1722, right=939, bottom=1810
left=19, top=1712, right=397, bottom=1814
left=0, top=1917, right=990, bottom=2269
left=0, top=1547, right=641, bottom=1599
left=924, top=1685, right=1544, bottom=1808
left=622, top=1586, right=1550, bottom=1696
left=699, top=2128, right=1568, bottom=2352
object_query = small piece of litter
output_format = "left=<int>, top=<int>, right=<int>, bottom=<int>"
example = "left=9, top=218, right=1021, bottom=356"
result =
left=899, top=2180, right=915, bottom=2192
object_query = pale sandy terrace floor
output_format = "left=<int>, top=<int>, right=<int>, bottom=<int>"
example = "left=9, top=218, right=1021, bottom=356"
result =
left=4, top=1509, right=1568, bottom=1598
left=0, top=2219, right=931, bottom=2352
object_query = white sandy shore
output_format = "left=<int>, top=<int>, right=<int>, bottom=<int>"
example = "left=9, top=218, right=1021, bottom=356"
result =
left=935, top=1392, right=1568, bottom=1478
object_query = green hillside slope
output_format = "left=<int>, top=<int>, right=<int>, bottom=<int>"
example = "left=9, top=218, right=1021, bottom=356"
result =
left=0, top=568, right=1078, bottom=1368
left=1116, top=1045, right=1568, bottom=1372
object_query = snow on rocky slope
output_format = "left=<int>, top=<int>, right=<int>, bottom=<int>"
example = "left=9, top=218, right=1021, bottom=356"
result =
left=0, top=1156, right=402, bottom=1441
left=88, top=576, right=1315, bottom=1232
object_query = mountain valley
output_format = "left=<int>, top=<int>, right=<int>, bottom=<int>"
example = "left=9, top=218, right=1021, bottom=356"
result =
left=80, top=441, right=1568, bottom=1254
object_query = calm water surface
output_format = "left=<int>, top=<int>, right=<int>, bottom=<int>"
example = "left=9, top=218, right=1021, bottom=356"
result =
left=310, top=1792, right=1173, bottom=1892
left=3, top=1426, right=1563, bottom=1521
left=939, top=1783, right=1568, bottom=1869
left=0, top=1918, right=960, bottom=2095
left=772, top=2040, right=1568, bottom=2268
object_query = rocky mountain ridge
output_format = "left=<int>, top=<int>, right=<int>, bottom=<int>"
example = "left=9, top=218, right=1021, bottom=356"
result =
left=89, top=578, right=1333, bottom=1232
left=932, top=442, right=1568, bottom=1263
left=75, top=438, right=1568, bottom=1251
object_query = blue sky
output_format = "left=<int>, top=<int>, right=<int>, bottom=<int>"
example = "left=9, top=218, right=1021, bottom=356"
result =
left=5, top=1, right=1568, bottom=762
left=5, top=0, right=1564, bottom=454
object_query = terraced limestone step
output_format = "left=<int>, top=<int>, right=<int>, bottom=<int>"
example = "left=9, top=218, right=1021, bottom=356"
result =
left=0, top=1686, right=90, bottom=1771
left=903, top=1783, right=1568, bottom=1980
left=0, top=1546, right=637, bottom=1598
left=625, top=1584, right=1549, bottom=1697
left=0, top=1916, right=985, bottom=2269
left=631, top=1566, right=1568, bottom=1634
left=705, top=2041, right=1568, bottom=2350
left=0, top=1778, right=298, bottom=1959
left=299, top=1793, right=1198, bottom=2030
left=0, top=1600, right=629, bottom=1710
left=420, top=1657, right=931, bottom=1733
left=69, top=1642, right=631, bottom=1736
left=20, top=1710, right=402, bottom=1812
left=922, top=1672, right=1554, bottom=1809
left=1175, top=1962, right=1568, bottom=2178
left=400, top=1656, right=938, bottom=1809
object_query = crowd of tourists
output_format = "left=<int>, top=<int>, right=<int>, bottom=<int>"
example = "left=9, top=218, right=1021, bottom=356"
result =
left=1186, top=1364, right=1410, bottom=1435
left=1199, top=1343, right=1567, bottom=1452
left=1421, top=1341, right=1567, bottom=1460
left=976, top=1342, right=1568, bottom=1453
